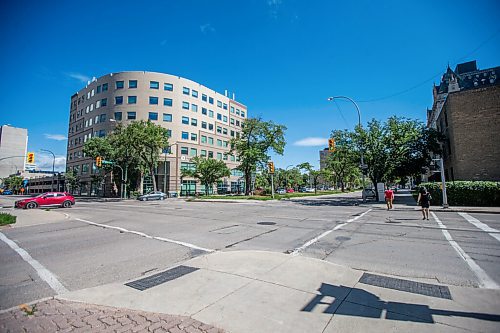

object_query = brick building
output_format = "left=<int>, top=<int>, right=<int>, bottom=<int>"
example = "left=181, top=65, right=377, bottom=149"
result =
left=427, top=61, right=500, bottom=181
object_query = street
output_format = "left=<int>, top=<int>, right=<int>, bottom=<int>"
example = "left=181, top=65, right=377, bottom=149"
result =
left=1, top=190, right=500, bottom=332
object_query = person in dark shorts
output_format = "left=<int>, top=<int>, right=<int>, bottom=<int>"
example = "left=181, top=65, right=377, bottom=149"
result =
left=417, top=186, right=431, bottom=220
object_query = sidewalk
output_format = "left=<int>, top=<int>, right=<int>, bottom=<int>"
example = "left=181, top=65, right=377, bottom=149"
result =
left=52, top=251, right=499, bottom=333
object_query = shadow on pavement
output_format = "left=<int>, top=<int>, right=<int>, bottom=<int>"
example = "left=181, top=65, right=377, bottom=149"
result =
left=293, top=196, right=368, bottom=207
left=302, top=283, right=500, bottom=324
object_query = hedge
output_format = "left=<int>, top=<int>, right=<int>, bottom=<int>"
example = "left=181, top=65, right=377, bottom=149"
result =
left=418, top=181, right=500, bottom=207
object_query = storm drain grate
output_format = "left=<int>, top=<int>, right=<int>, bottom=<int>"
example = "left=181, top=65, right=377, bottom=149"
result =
left=125, top=265, right=199, bottom=291
left=257, top=222, right=276, bottom=225
left=359, top=273, right=452, bottom=299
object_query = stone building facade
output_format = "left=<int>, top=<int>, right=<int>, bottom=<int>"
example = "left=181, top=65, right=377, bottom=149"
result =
left=427, top=61, right=500, bottom=181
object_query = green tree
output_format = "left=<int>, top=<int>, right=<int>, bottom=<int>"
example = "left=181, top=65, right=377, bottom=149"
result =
left=324, top=130, right=360, bottom=192
left=297, top=163, right=322, bottom=194
left=3, top=176, right=23, bottom=193
left=181, top=156, right=231, bottom=195
left=231, top=118, right=286, bottom=195
left=65, top=170, right=80, bottom=193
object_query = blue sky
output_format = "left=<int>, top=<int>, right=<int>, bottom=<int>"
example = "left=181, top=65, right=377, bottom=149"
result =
left=1, top=0, right=499, bottom=171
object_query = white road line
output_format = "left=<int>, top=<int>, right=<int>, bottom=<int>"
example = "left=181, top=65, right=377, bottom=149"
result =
left=458, top=212, right=500, bottom=243
left=431, top=212, right=499, bottom=289
left=0, top=232, right=68, bottom=294
left=74, top=218, right=215, bottom=253
left=290, top=209, right=372, bottom=255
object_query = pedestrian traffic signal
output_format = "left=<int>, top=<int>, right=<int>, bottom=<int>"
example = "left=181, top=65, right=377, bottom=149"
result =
left=96, top=156, right=102, bottom=167
left=26, top=152, right=35, bottom=163
left=268, top=161, right=275, bottom=174
left=328, top=138, right=335, bottom=152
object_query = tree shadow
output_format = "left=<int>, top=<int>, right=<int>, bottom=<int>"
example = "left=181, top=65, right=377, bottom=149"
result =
left=301, top=283, right=500, bottom=324
left=292, top=196, right=369, bottom=207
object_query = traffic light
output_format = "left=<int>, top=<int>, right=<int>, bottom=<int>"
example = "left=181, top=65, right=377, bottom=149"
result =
left=26, top=152, right=35, bottom=163
left=268, top=161, right=275, bottom=174
left=328, top=138, right=335, bottom=152
left=96, top=156, right=102, bottom=167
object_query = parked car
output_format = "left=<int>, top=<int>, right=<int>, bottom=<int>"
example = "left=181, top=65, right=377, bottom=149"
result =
left=363, top=188, right=376, bottom=199
left=1, top=189, right=13, bottom=195
left=305, top=187, right=315, bottom=193
left=137, top=191, right=167, bottom=201
left=276, top=188, right=286, bottom=195
left=15, top=192, right=75, bottom=209
left=286, top=188, right=295, bottom=193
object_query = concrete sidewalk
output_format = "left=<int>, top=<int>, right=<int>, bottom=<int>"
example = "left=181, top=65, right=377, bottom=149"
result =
left=55, top=251, right=500, bottom=333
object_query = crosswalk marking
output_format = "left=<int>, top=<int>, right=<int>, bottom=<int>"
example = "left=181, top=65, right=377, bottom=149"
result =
left=458, top=212, right=500, bottom=243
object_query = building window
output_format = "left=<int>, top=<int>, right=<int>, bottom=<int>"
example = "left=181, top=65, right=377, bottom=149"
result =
left=223, top=115, right=227, bottom=122
left=209, top=97, right=214, bottom=104
left=97, top=85, right=101, bottom=94
left=236, top=109, right=240, bottom=115
left=217, top=100, right=222, bottom=108
left=236, top=120, right=240, bottom=126
left=116, top=81, right=124, bottom=89
left=180, top=147, right=188, bottom=155
left=201, top=150, right=207, bottom=157
left=129, top=80, right=137, bottom=88
left=192, top=90, right=198, bottom=98
left=201, top=121, right=207, bottom=129
left=114, top=112, right=122, bottom=121
left=217, top=152, right=222, bottom=160
left=190, top=148, right=197, bottom=156
left=241, top=111, right=245, bottom=117
left=150, top=81, right=159, bottom=89
left=127, top=112, right=136, bottom=120
left=181, top=131, right=189, bottom=140
left=217, top=139, right=222, bottom=147
left=100, top=114, right=106, bottom=122
left=149, top=96, right=159, bottom=105
left=182, top=101, right=189, bottom=109
left=164, top=98, right=173, bottom=106
left=209, top=110, right=214, bottom=118
left=183, top=87, right=190, bottom=95
left=217, top=126, right=222, bottom=133
left=208, top=123, right=214, bottom=130
left=201, top=135, right=207, bottom=143
left=231, top=130, right=235, bottom=137
left=128, top=96, right=137, bottom=104
left=223, top=140, right=228, bottom=147
left=208, top=137, right=214, bottom=145
left=166, top=129, right=172, bottom=137
left=102, top=83, right=108, bottom=91
left=223, top=128, right=228, bottom=135
left=217, top=113, right=222, bottom=120
left=115, top=96, right=123, bottom=105
left=163, top=113, right=172, bottom=122
left=191, top=118, right=197, bottom=126
left=230, top=106, right=234, bottom=113
left=182, top=116, right=189, bottom=124
left=164, top=83, right=173, bottom=91
left=208, top=151, right=214, bottom=158
left=101, top=98, right=107, bottom=107
left=202, top=94, right=207, bottom=102
left=202, top=107, right=207, bottom=115
left=223, top=103, right=227, bottom=110
left=230, top=155, right=235, bottom=161
left=191, top=133, right=197, bottom=141
left=191, top=104, right=198, bottom=112
left=230, top=118, right=235, bottom=125
left=149, top=112, right=158, bottom=121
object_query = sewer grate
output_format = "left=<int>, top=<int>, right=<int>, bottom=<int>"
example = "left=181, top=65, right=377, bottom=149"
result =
left=359, top=273, right=452, bottom=299
left=257, top=222, right=276, bottom=225
left=125, top=265, right=199, bottom=291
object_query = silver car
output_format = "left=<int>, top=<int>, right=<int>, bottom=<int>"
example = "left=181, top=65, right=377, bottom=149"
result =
left=137, top=191, right=167, bottom=201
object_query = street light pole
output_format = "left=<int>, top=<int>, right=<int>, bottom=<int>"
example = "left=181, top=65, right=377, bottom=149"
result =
left=327, top=96, right=366, bottom=203
left=285, top=164, right=294, bottom=189
left=40, top=149, right=55, bottom=192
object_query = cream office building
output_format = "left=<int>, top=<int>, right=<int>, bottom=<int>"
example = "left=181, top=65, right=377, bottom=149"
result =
left=67, top=71, right=247, bottom=196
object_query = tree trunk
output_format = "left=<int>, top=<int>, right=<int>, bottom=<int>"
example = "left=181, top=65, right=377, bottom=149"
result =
left=150, top=167, right=157, bottom=191
left=341, top=180, right=345, bottom=192
left=245, top=168, right=251, bottom=195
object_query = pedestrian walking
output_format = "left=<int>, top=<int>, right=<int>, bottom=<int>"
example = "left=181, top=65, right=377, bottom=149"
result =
left=384, top=186, right=394, bottom=210
left=417, top=186, right=432, bottom=220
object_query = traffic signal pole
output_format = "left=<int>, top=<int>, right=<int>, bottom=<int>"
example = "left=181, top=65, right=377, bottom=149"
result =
left=271, top=174, right=275, bottom=199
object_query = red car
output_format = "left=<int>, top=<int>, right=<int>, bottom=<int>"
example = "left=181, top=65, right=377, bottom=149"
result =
left=15, top=192, right=75, bottom=209
left=286, top=188, right=295, bottom=193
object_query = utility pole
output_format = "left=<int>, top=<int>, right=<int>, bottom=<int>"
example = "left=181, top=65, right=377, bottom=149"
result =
left=433, top=158, right=449, bottom=208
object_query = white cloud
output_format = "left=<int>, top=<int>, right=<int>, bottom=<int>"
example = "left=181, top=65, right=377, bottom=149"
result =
left=44, top=134, right=67, bottom=141
left=36, top=154, right=66, bottom=172
left=66, top=72, right=90, bottom=83
left=293, top=137, right=328, bottom=147
left=200, top=23, right=215, bottom=34
left=267, top=0, right=283, bottom=18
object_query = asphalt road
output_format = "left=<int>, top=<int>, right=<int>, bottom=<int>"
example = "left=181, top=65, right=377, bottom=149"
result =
left=1, top=190, right=499, bottom=310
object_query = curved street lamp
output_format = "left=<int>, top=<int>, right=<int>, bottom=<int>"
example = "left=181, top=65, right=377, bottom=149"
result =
left=327, top=96, right=367, bottom=202
left=40, top=149, right=56, bottom=192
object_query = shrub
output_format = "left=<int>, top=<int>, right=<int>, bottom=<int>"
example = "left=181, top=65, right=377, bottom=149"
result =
left=418, top=181, right=500, bottom=207
left=0, top=213, right=16, bottom=226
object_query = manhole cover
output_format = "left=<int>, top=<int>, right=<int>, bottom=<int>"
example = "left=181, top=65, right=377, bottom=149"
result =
left=257, top=222, right=276, bottom=225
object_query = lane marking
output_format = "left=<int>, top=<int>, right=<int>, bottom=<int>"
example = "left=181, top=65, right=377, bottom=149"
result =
left=431, top=212, right=499, bottom=289
left=458, top=212, right=500, bottom=243
left=74, top=218, right=214, bottom=253
left=290, top=209, right=372, bottom=255
left=0, top=232, right=68, bottom=294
